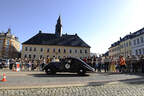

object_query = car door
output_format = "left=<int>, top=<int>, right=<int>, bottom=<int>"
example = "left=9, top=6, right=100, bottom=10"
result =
left=63, top=58, right=72, bottom=72
left=58, top=58, right=71, bottom=71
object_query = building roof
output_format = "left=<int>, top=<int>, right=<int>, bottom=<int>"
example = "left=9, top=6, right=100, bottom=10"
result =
left=131, top=27, right=144, bottom=39
left=22, top=32, right=91, bottom=48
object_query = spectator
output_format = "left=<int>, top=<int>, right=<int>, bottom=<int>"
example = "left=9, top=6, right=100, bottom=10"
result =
left=104, top=56, right=109, bottom=72
left=140, top=55, right=144, bottom=73
left=97, top=56, right=102, bottom=72
left=110, top=57, right=116, bottom=72
left=131, top=55, right=136, bottom=72
left=119, top=56, right=126, bottom=72
left=126, top=56, right=131, bottom=72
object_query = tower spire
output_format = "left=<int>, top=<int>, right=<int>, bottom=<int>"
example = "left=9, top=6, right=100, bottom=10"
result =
left=7, top=28, right=11, bottom=34
left=55, top=15, right=62, bottom=37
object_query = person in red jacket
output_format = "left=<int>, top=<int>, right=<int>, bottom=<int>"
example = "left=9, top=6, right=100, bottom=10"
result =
left=119, top=56, right=126, bottom=72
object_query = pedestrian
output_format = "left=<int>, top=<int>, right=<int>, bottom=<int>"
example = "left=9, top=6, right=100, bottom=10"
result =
left=126, top=56, right=131, bottom=72
left=110, top=57, right=116, bottom=72
left=93, top=56, right=97, bottom=71
left=28, top=60, right=32, bottom=71
left=97, top=56, right=102, bottom=72
left=46, top=56, right=51, bottom=64
left=140, top=55, right=144, bottom=73
left=87, top=56, right=92, bottom=67
left=119, top=56, right=127, bottom=72
left=83, top=57, right=87, bottom=63
left=104, top=56, right=109, bottom=72
left=131, top=55, right=137, bottom=72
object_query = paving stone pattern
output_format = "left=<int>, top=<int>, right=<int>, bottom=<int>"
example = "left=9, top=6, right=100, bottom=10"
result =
left=1, top=83, right=144, bottom=96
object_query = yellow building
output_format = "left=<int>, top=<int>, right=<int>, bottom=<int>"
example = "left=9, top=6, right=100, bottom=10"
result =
left=108, top=41, right=120, bottom=59
left=109, top=34, right=132, bottom=59
left=119, top=35, right=132, bottom=58
left=21, top=16, right=90, bottom=60
left=0, top=28, right=20, bottom=59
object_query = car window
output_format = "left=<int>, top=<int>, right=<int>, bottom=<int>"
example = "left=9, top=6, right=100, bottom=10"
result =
left=65, top=59, right=72, bottom=63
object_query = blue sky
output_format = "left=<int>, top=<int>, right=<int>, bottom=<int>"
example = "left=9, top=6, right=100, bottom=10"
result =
left=0, top=0, right=144, bottom=54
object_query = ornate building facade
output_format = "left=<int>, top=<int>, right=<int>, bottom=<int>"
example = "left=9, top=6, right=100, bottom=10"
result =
left=0, top=28, right=20, bottom=59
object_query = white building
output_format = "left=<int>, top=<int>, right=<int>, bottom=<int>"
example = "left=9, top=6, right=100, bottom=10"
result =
left=131, top=28, right=144, bottom=56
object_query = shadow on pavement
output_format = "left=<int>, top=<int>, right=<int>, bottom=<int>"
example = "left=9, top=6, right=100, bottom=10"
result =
left=29, top=73, right=89, bottom=77
left=88, top=72, right=144, bottom=86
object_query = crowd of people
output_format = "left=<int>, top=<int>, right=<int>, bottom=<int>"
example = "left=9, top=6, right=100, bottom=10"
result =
left=83, top=55, right=144, bottom=73
left=1, top=55, right=144, bottom=73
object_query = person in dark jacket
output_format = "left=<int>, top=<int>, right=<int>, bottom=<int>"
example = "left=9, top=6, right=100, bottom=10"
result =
left=104, top=56, right=109, bottom=72
left=140, top=55, right=144, bottom=73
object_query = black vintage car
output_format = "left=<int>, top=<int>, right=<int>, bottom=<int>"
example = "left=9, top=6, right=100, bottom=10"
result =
left=43, top=57, right=95, bottom=75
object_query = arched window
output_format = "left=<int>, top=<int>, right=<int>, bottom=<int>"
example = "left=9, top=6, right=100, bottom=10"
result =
left=33, top=55, right=36, bottom=58
left=29, top=54, right=31, bottom=58
left=40, top=48, right=43, bottom=52
left=34, top=48, right=36, bottom=51
left=40, top=55, right=43, bottom=59
left=47, top=48, right=50, bottom=52
left=80, top=50, right=82, bottom=53
left=29, top=47, right=32, bottom=51
left=24, top=54, right=27, bottom=58
left=85, top=50, right=87, bottom=53
left=58, top=48, right=61, bottom=53
left=25, top=47, right=28, bottom=51
left=75, top=49, right=77, bottom=53
left=69, top=49, right=72, bottom=54
left=53, top=48, right=56, bottom=53
left=64, top=49, right=66, bottom=53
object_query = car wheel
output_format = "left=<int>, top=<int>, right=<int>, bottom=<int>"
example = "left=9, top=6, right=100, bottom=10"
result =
left=77, top=68, right=86, bottom=75
left=45, top=68, right=56, bottom=75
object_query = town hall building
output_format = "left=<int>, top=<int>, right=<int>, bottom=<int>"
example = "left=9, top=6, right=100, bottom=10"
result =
left=21, top=16, right=90, bottom=59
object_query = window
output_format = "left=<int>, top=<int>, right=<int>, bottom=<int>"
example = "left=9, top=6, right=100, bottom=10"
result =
left=137, top=38, right=140, bottom=44
left=40, top=48, right=43, bottom=52
left=136, top=50, right=138, bottom=55
left=58, top=48, right=61, bottom=53
left=69, top=49, right=72, bottom=54
left=134, top=40, right=136, bottom=45
left=29, top=47, right=32, bottom=51
left=47, top=48, right=50, bottom=52
left=126, top=43, right=128, bottom=47
left=85, top=50, right=87, bottom=53
left=24, top=54, right=27, bottom=58
left=129, top=41, right=131, bottom=46
left=124, top=43, right=125, bottom=47
left=40, top=55, right=43, bottom=59
left=53, top=48, right=56, bottom=53
left=25, top=47, right=28, bottom=51
left=143, top=48, right=144, bottom=54
left=75, top=49, right=77, bottom=53
left=29, top=54, right=31, bottom=58
left=64, top=49, right=66, bottom=53
left=139, top=49, right=142, bottom=55
left=140, top=37, right=144, bottom=43
left=33, top=55, right=36, bottom=58
left=34, top=48, right=36, bottom=51
left=80, top=50, right=82, bottom=53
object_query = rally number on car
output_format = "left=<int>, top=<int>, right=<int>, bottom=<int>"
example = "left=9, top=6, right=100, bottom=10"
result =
left=65, top=63, right=70, bottom=69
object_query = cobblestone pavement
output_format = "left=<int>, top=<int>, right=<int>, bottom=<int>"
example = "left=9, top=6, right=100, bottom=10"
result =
left=0, top=70, right=144, bottom=96
left=0, top=82, right=144, bottom=96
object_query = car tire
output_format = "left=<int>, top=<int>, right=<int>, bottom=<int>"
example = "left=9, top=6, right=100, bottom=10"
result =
left=77, top=68, right=86, bottom=75
left=45, top=68, right=56, bottom=75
